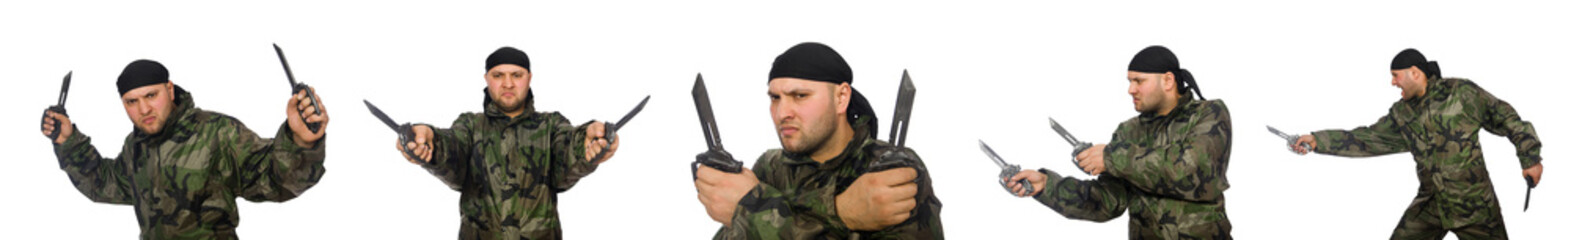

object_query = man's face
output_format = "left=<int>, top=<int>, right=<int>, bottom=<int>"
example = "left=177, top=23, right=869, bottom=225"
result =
left=1390, top=67, right=1426, bottom=100
left=768, top=78, right=847, bottom=154
left=122, top=82, right=175, bottom=135
left=1126, top=71, right=1169, bottom=113
left=486, top=64, right=532, bottom=111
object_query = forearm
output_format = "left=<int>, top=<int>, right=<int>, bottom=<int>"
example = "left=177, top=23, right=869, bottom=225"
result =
left=549, top=122, right=596, bottom=192
left=53, top=128, right=134, bottom=204
left=1035, top=168, right=1129, bottom=222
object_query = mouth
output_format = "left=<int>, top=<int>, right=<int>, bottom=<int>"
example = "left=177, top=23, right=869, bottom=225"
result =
left=778, top=126, right=799, bottom=137
left=141, top=116, right=156, bottom=125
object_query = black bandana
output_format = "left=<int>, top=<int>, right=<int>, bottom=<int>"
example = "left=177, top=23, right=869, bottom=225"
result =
left=1128, top=46, right=1205, bottom=100
left=1390, top=48, right=1441, bottom=78
left=117, top=59, right=170, bottom=95
left=768, top=42, right=877, bottom=135
left=485, top=46, right=531, bottom=72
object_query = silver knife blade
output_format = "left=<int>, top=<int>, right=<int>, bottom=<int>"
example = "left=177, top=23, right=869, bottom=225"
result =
left=1049, top=117, right=1083, bottom=146
left=1266, top=126, right=1296, bottom=140
left=978, top=140, right=1010, bottom=168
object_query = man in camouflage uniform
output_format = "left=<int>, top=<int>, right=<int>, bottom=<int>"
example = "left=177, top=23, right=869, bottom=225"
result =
left=693, top=42, right=944, bottom=239
left=1286, top=49, right=1543, bottom=239
left=395, top=46, right=621, bottom=239
left=1006, top=46, right=1232, bottom=239
left=39, top=59, right=330, bottom=239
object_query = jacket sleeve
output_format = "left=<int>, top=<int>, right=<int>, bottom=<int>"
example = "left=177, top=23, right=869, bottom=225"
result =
left=548, top=114, right=598, bottom=192
left=1312, top=105, right=1411, bottom=157
left=53, top=126, right=135, bottom=205
left=1034, top=168, right=1130, bottom=222
left=426, top=116, right=477, bottom=191
left=226, top=121, right=327, bottom=202
left=716, top=151, right=944, bottom=240
left=1467, top=84, right=1543, bottom=169
left=1103, top=101, right=1231, bottom=202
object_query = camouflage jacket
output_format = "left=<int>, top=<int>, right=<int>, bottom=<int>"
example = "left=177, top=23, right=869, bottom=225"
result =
left=715, top=117, right=944, bottom=240
left=53, top=85, right=328, bottom=240
left=1311, top=77, right=1541, bottom=227
left=422, top=90, right=597, bottom=239
left=1035, top=95, right=1232, bottom=239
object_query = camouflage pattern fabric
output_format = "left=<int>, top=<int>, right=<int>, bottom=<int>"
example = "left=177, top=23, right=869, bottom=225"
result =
left=1312, top=77, right=1540, bottom=239
left=715, top=117, right=944, bottom=240
left=1035, top=94, right=1232, bottom=239
left=53, top=85, right=328, bottom=240
left=422, top=90, right=597, bottom=239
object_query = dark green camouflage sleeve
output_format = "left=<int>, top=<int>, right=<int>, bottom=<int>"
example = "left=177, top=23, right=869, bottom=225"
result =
left=1466, top=84, right=1543, bottom=168
left=716, top=150, right=943, bottom=240
left=427, top=116, right=478, bottom=191
left=1034, top=168, right=1130, bottom=222
left=1312, top=105, right=1410, bottom=157
left=715, top=153, right=848, bottom=239
left=1103, top=101, right=1231, bottom=202
left=222, top=121, right=327, bottom=202
left=52, top=125, right=135, bottom=205
left=546, top=115, right=595, bottom=192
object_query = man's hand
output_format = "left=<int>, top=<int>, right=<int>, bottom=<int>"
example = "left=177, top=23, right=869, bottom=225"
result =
left=1525, top=163, right=1544, bottom=186
left=836, top=167, right=919, bottom=231
left=584, top=121, right=619, bottom=164
left=40, top=110, right=73, bottom=144
left=1007, top=170, right=1048, bottom=197
left=286, top=87, right=328, bottom=148
left=396, top=124, right=435, bottom=164
left=1075, top=144, right=1108, bottom=175
left=694, top=166, right=758, bottom=226
left=1292, top=135, right=1317, bottom=155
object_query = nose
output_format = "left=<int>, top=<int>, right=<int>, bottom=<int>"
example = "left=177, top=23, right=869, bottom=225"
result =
left=500, top=76, right=516, bottom=89
left=773, top=101, right=794, bottom=124
left=1128, top=82, right=1138, bottom=96
left=138, top=100, right=153, bottom=115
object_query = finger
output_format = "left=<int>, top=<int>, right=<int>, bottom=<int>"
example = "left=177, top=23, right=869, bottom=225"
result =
left=421, top=143, right=433, bottom=162
left=888, top=198, right=918, bottom=215
left=881, top=168, right=919, bottom=184
left=888, top=182, right=919, bottom=199
left=884, top=212, right=913, bottom=227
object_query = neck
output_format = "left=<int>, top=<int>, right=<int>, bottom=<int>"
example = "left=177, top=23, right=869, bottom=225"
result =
left=1155, top=92, right=1179, bottom=116
left=503, top=109, right=524, bottom=118
left=809, top=119, right=856, bottom=163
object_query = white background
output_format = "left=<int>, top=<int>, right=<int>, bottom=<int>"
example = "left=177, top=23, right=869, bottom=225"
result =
left=2, top=1, right=1566, bottom=239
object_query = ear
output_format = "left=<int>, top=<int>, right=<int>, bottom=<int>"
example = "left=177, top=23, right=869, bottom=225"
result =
left=835, top=82, right=852, bottom=115
left=1162, top=72, right=1177, bottom=93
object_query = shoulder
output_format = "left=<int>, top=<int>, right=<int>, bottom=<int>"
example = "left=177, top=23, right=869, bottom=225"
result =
left=1191, top=99, right=1232, bottom=120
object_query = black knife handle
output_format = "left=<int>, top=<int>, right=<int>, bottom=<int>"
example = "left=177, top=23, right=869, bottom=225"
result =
left=397, top=124, right=428, bottom=164
left=692, top=150, right=744, bottom=180
left=294, top=83, right=322, bottom=133
left=42, top=106, right=67, bottom=141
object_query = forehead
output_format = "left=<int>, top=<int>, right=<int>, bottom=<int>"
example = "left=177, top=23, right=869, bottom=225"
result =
left=768, top=77, right=831, bottom=92
left=121, top=84, right=164, bottom=99
left=1127, top=71, right=1156, bottom=80
left=487, top=64, right=529, bottom=74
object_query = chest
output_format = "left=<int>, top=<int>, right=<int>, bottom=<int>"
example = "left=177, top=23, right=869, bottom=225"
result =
left=1391, top=95, right=1482, bottom=150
